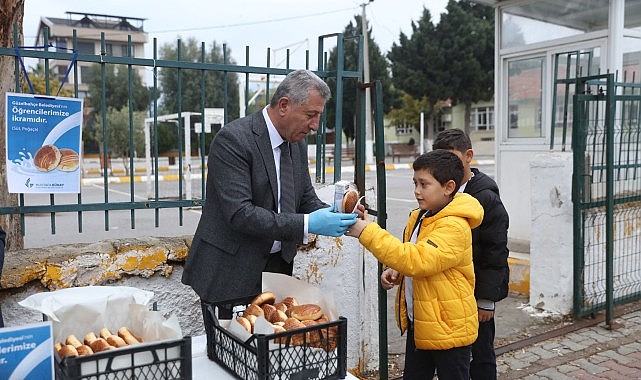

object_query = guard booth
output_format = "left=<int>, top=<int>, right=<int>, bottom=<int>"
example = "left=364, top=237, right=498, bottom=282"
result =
left=476, top=0, right=641, bottom=318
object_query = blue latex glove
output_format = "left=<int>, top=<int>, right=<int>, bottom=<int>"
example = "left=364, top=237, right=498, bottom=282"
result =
left=309, top=206, right=357, bottom=237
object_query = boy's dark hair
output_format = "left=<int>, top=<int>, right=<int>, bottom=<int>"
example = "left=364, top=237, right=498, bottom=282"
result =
left=432, top=128, right=472, bottom=152
left=413, top=149, right=464, bottom=192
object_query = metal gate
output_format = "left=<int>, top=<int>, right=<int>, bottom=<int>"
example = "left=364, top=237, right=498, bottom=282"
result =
left=572, top=73, right=641, bottom=323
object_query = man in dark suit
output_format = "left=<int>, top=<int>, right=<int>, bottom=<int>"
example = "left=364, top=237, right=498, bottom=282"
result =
left=182, top=70, right=357, bottom=318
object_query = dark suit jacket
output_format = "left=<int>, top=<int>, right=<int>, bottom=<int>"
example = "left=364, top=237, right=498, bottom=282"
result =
left=181, top=110, right=326, bottom=302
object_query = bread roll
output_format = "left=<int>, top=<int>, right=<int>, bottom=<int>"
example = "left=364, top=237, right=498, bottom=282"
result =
left=242, top=304, right=264, bottom=318
left=342, top=189, right=360, bottom=213
left=280, top=296, right=298, bottom=309
left=84, top=332, right=98, bottom=346
left=65, top=334, right=83, bottom=348
left=251, top=291, right=276, bottom=306
left=117, top=327, right=140, bottom=345
left=89, top=337, right=113, bottom=353
left=302, top=320, right=321, bottom=347
left=289, top=304, right=323, bottom=321
left=76, top=345, right=94, bottom=356
left=270, top=309, right=288, bottom=323
left=106, top=335, right=128, bottom=348
left=58, top=344, right=79, bottom=358
left=262, top=304, right=277, bottom=321
left=282, top=318, right=306, bottom=346
left=273, top=302, right=288, bottom=313
left=245, top=314, right=257, bottom=330
left=283, top=317, right=306, bottom=331
left=99, top=328, right=113, bottom=340
left=236, top=316, right=252, bottom=333
left=321, top=325, right=339, bottom=352
left=316, top=314, right=330, bottom=324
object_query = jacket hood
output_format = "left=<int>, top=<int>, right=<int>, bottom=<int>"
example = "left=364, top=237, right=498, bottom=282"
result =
left=417, top=192, right=483, bottom=230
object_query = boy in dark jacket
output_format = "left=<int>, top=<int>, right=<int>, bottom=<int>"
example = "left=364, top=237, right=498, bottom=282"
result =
left=432, top=129, right=509, bottom=379
left=382, top=129, right=509, bottom=379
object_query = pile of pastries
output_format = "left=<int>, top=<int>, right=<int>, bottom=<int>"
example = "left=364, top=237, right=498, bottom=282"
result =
left=235, top=291, right=338, bottom=349
left=55, top=327, right=143, bottom=358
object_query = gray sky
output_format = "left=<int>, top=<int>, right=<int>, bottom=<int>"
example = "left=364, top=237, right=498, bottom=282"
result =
left=23, top=0, right=449, bottom=69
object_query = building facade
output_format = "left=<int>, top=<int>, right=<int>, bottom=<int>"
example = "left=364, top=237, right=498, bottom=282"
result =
left=35, top=12, right=148, bottom=99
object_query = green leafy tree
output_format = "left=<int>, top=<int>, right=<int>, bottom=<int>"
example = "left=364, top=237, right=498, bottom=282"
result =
left=386, top=93, right=432, bottom=129
left=158, top=38, right=240, bottom=154
left=88, top=106, right=146, bottom=175
left=388, top=2, right=494, bottom=136
left=387, top=7, right=443, bottom=138
left=437, top=0, right=494, bottom=134
left=85, top=64, right=151, bottom=157
left=325, top=15, right=401, bottom=143
left=86, top=64, right=150, bottom=114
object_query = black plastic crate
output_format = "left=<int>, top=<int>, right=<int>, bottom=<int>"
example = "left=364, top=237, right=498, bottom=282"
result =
left=204, top=295, right=347, bottom=380
left=54, top=336, right=192, bottom=380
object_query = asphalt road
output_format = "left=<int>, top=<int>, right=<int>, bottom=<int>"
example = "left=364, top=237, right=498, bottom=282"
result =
left=22, top=159, right=495, bottom=250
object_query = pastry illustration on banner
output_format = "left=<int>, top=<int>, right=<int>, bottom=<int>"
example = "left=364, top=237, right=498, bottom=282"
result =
left=5, top=93, right=83, bottom=194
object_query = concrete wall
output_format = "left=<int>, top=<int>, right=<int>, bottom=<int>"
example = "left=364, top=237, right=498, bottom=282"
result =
left=0, top=184, right=380, bottom=376
left=529, top=152, right=574, bottom=314
left=498, top=150, right=536, bottom=241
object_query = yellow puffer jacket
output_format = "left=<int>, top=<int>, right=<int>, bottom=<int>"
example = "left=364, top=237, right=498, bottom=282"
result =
left=358, top=193, right=483, bottom=350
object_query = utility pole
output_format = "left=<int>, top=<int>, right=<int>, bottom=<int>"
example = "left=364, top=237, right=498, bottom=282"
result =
left=361, top=0, right=374, bottom=164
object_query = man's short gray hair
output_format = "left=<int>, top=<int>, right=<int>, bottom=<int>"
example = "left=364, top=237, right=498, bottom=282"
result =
left=269, top=69, right=331, bottom=107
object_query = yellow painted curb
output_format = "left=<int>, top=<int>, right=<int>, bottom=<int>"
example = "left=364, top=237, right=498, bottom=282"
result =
left=508, top=256, right=530, bottom=296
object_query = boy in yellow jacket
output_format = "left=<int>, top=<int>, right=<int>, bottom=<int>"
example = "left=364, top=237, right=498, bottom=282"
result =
left=347, top=150, right=484, bottom=380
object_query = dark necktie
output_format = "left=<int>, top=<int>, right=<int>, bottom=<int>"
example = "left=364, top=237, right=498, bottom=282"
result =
left=279, top=142, right=295, bottom=214
left=279, top=142, right=296, bottom=263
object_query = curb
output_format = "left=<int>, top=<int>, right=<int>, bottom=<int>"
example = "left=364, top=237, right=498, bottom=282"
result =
left=81, top=173, right=199, bottom=185
left=508, top=252, right=530, bottom=296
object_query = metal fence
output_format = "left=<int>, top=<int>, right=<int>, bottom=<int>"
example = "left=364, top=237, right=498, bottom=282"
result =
left=0, top=27, right=361, bottom=237
left=571, top=73, right=641, bottom=323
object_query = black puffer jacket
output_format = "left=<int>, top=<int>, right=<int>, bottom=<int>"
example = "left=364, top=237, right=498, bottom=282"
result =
left=465, top=168, right=510, bottom=302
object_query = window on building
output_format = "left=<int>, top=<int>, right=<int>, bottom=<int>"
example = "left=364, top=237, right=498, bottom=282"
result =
left=104, top=44, right=134, bottom=57
left=395, top=125, right=414, bottom=135
left=54, top=38, right=67, bottom=51
left=76, top=42, right=94, bottom=55
left=121, top=44, right=135, bottom=57
left=507, top=56, right=544, bottom=137
left=470, top=107, right=494, bottom=131
left=79, top=65, right=92, bottom=84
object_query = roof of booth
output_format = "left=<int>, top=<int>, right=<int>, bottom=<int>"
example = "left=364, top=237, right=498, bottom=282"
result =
left=474, top=0, right=641, bottom=30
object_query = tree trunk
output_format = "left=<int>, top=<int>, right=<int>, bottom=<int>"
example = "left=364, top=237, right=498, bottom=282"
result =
left=0, top=0, right=26, bottom=251
left=464, top=102, right=472, bottom=137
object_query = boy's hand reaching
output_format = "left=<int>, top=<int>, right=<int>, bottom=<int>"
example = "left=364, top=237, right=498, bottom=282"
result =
left=345, top=204, right=370, bottom=238
left=381, top=267, right=400, bottom=290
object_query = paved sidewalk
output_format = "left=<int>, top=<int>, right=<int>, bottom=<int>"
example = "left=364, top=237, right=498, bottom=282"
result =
left=382, top=291, right=641, bottom=379
left=497, top=305, right=641, bottom=379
